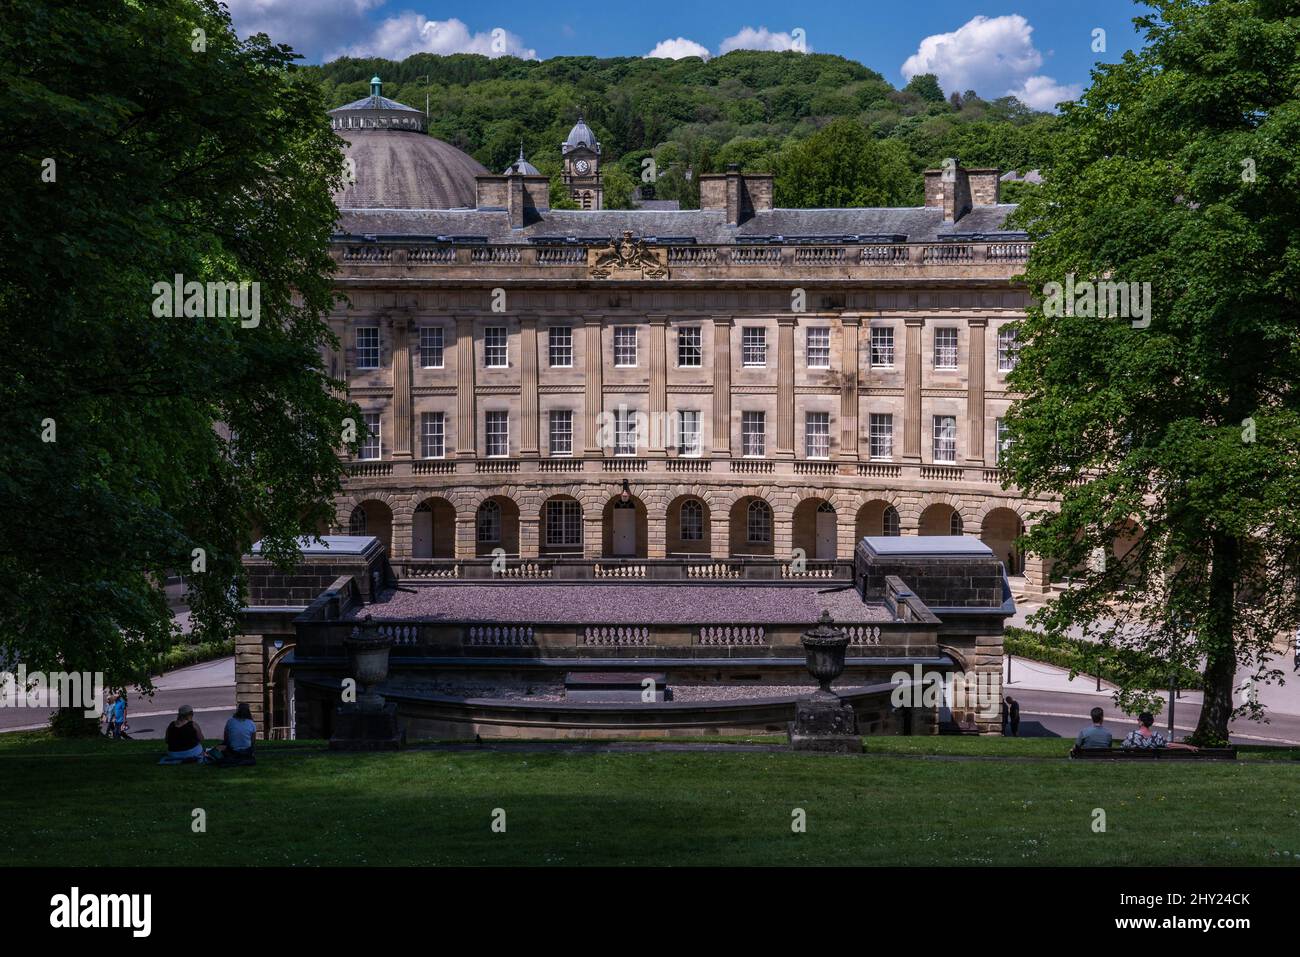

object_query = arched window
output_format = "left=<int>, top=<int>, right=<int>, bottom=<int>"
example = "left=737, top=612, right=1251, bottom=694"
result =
left=883, top=506, right=900, bottom=537
left=950, top=511, right=965, bottom=535
left=817, top=501, right=835, bottom=515
left=348, top=506, right=366, bottom=536
left=747, top=500, right=773, bottom=544
left=477, top=501, right=501, bottom=543
left=680, top=500, right=704, bottom=541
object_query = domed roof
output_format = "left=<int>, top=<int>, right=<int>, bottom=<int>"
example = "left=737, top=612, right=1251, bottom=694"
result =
left=503, top=145, right=541, bottom=176
left=329, top=77, right=488, bottom=210
left=563, top=115, right=599, bottom=153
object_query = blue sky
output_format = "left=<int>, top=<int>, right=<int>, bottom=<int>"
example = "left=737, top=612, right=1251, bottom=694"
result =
left=226, top=0, right=1154, bottom=110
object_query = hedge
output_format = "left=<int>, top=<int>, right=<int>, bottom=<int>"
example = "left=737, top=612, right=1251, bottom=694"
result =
left=1004, top=626, right=1203, bottom=691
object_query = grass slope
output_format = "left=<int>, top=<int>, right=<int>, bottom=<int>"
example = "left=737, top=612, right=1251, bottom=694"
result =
left=1, top=734, right=1297, bottom=866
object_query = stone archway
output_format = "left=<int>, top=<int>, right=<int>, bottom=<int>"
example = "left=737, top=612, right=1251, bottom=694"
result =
left=476, top=495, right=521, bottom=557
left=980, top=506, right=1024, bottom=574
left=411, top=496, right=455, bottom=558
left=666, top=494, right=711, bottom=556
left=729, top=495, right=774, bottom=557
left=919, top=503, right=962, bottom=536
left=348, top=499, right=393, bottom=553
left=793, top=497, right=837, bottom=560
left=539, top=495, right=583, bottom=556
left=856, top=499, right=901, bottom=539
left=602, top=493, right=648, bottom=558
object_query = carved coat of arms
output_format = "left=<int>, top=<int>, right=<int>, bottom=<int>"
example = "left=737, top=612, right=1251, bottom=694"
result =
left=588, top=230, right=669, bottom=280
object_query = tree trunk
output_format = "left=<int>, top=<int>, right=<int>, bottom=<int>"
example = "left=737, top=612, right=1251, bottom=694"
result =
left=1194, top=534, right=1238, bottom=745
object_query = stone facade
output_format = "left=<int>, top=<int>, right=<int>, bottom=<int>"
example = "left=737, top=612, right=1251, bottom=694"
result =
left=326, top=87, right=1052, bottom=590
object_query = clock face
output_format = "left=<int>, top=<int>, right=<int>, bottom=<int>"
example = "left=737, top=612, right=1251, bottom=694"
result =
left=575, top=159, right=590, bottom=175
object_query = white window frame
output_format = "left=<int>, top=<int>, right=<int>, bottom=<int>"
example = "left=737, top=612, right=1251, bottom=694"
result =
left=356, top=327, right=380, bottom=370
left=548, top=326, right=573, bottom=368
left=997, top=326, right=1020, bottom=372
left=360, top=412, right=381, bottom=460
left=805, top=411, right=830, bottom=459
left=934, top=328, right=958, bottom=371
left=477, top=500, right=501, bottom=543
left=996, top=417, right=1011, bottom=464
left=419, top=327, right=444, bottom=369
left=742, top=411, right=766, bottom=458
left=613, top=326, right=638, bottom=368
left=545, top=500, right=582, bottom=548
left=932, top=415, right=957, bottom=464
left=485, top=410, right=509, bottom=457
left=677, top=326, right=702, bottom=367
left=868, top=413, right=893, bottom=461
left=746, top=499, right=773, bottom=544
left=613, top=407, right=638, bottom=456
left=679, top=499, right=704, bottom=541
left=869, top=327, right=894, bottom=368
left=421, top=411, right=445, bottom=459
left=742, top=327, right=767, bottom=368
left=806, top=327, right=831, bottom=369
left=677, top=409, right=702, bottom=457
left=549, top=409, right=573, bottom=456
left=883, top=506, right=901, bottom=537
left=484, top=327, right=508, bottom=368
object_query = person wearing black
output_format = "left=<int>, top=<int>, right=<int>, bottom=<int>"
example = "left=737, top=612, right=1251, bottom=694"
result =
left=1007, top=696, right=1020, bottom=736
left=162, top=704, right=207, bottom=762
left=1001, top=697, right=1010, bottom=735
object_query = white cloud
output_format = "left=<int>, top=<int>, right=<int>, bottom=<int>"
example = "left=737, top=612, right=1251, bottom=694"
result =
left=330, top=14, right=536, bottom=61
left=719, top=26, right=810, bottom=55
left=226, top=0, right=383, bottom=57
left=901, top=14, right=1078, bottom=110
left=1008, top=74, right=1083, bottom=111
left=646, top=37, right=711, bottom=60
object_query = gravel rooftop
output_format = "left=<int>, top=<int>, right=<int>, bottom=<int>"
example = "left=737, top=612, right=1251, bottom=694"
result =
left=350, top=583, right=891, bottom=625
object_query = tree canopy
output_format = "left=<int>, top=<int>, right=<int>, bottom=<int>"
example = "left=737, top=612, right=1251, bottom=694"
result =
left=0, top=0, right=358, bottom=703
left=1005, top=0, right=1300, bottom=744
left=306, top=49, right=1058, bottom=209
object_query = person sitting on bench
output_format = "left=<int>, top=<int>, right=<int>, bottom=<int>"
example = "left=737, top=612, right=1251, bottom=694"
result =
left=161, top=705, right=207, bottom=763
left=215, top=703, right=257, bottom=765
left=1122, top=711, right=1198, bottom=751
left=1075, top=706, right=1114, bottom=749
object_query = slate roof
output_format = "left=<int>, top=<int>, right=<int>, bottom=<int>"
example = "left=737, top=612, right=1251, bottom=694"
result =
left=350, top=583, right=891, bottom=625
left=334, top=203, right=1019, bottom=244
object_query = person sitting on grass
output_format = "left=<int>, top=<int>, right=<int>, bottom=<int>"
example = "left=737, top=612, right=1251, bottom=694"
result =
left=161, top=705, right=207, bottom=763
left=1075, top=706, right=1113, bottom=749
left=215, top=703, right=257, bottom=766
left=1122, top=712, right=1199, bottom=751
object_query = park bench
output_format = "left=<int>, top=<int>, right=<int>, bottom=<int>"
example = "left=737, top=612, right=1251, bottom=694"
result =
left=1069, top=746, right=1237, bottom=760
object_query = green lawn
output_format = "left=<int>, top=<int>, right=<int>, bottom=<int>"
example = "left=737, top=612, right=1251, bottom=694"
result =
left=2, top=733, right=1298, bottom=866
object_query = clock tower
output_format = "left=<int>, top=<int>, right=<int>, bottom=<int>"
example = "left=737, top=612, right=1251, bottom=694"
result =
left=561, top=114, right=603, bottom=210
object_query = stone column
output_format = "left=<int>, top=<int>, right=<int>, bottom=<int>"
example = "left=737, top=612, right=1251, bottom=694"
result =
left=583, top=315, right=604, bottom=456
left=519, top=516, right=540, bottom=559
left=520, top=314, right=539, bottom=457
left=583, top=514, right=603, bottom=559
left=391, top=315, right=412, bottom=460
left=839, top=314, right=861, bottom=461
left=647, top=315, right=668, bottom=457
left=836, top=515, right=858, bottom=560
left=235, top=634, right=266, bottom=735
left=454, top=514, right=476, bottom=559
left=966, top=317, right=987, bottom=465
left=776, top=316, right=796, bottom=459
left=972, top=634, right=1005, bottom=734
left=712, top=504, right=733, bottom=556
left=712, top=316, right=733, bottom=457
left=774, top=514, right=793, bottom=559
left=1023, top=553, right=1050, bottom=593
left=903, top=318, right=924, bottom=462
left=455, top=316, right=476, bottom=458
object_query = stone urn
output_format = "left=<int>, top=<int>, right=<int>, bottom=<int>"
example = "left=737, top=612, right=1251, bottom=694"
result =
left=801, top=609, right=850, bottom=701
left=344, top=614, right=394, bottom=711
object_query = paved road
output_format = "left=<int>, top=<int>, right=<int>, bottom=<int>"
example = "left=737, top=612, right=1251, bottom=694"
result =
left=0, top=658, right=234, bottom=740
left=1007, top=688, right=1300, bottom=745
